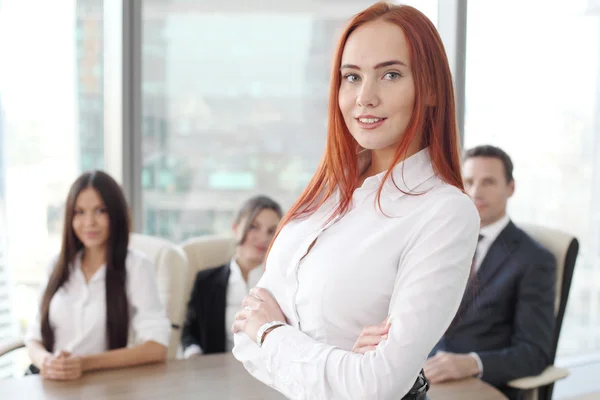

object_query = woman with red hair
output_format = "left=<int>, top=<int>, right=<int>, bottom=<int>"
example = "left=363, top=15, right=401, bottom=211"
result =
left=231, top=2, right=479, bottom=399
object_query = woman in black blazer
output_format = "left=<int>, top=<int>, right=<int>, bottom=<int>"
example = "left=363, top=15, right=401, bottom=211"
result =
left=181, top=195, right=282, bottom=356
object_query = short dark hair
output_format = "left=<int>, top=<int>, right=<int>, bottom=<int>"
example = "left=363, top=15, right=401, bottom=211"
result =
left=464, top=145, right=514, bottom=183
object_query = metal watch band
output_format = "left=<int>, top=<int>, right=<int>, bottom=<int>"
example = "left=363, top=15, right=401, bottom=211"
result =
left=256, top=320, right=287, bottom=347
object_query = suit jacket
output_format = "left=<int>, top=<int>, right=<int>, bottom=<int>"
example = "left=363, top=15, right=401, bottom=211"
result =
left=430, top=221, right=556, bottom=396
left=180, top=263, right=230, bottom=355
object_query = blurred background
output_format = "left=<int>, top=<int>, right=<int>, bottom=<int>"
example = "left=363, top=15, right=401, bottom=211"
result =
left=0, top=1, right=598, bottom=397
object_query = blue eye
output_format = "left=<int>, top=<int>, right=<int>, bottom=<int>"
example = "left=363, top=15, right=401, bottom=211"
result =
left=383, top=72, right=401, bottom=80
left=343, top=73, right=360, bottom=83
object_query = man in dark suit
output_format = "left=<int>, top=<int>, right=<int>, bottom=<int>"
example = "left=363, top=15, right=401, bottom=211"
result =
left=424, top=145, right=556, bottom=400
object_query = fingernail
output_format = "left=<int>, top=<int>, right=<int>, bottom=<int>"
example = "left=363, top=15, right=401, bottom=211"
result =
left=382, top=334, right=388, bottom=340
left=387, top=316, right=393, bottom=327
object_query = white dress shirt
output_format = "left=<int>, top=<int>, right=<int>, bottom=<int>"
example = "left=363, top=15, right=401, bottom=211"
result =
left=25, top=250, right=171, bottom=355
left=232, top=148, right=480, bottom=400
left=473, top=214, right=511, bottom=271
left=184, top=258, right=264, bottom=358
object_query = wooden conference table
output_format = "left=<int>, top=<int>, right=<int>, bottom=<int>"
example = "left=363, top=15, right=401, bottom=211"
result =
left=0, top=354, right=507, bottom=399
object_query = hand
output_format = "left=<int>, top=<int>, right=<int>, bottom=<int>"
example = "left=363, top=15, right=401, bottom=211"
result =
left=352, top=316, right=391, bottom=354
left=41, top=351, right=83, bottom=381
left=231, top=287, right=286, bottom=343
left=423, top=351, right=480, bottom=383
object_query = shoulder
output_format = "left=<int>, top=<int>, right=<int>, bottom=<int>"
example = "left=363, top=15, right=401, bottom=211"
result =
left=513, top=224, right=557, bottom=266
left=193, top=263, right=230, bottom=286
left=125, top=249, right=156, bottom=277
left=420, top=181, right=480, bottom=225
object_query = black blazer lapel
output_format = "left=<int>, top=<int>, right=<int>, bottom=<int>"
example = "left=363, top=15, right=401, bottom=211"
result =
left=463, top=222, right=521, bottom=311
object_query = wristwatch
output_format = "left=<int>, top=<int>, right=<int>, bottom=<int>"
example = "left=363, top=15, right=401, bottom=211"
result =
left=256, top=320, right=287, bottom=347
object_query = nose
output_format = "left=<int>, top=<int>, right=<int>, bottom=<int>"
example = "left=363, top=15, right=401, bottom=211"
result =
left=259, top=229, right=273, bottom=244
left=83, top=212, right=97, bottom=227
left=469, top=183, right=483, bottom=199
left=356, top=79, right=379, bottom=108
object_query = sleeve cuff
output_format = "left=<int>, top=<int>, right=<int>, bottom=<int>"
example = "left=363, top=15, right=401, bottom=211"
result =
left=469, top=352, right=484, bottom=378
left=183, top=344, right=203, bottom=358
left=134, top=320, right=171, bottom=348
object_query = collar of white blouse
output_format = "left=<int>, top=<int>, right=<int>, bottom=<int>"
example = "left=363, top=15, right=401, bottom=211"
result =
left=72, top=251, right=107, bottom=284
left=355, top=147, right=437, bottom=200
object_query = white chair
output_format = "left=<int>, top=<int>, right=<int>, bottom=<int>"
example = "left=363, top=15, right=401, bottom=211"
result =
left=0, top=233, right=189, bottom=362
left=180, top=235, right=236, bottom=298
left=507, top=224, right=579, bottom=400
left=129, top=233, right=189, bottom=359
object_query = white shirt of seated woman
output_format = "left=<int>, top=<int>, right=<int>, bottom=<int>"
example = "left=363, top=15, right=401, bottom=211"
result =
left=25, top=171, right=170, bottom=381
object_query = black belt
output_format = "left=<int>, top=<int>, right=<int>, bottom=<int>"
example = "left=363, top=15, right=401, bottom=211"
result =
left=401, top=369, right=430, bottom=400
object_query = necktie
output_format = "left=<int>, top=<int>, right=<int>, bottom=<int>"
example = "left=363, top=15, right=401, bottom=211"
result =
left=471, top=234, right=484, bottom=274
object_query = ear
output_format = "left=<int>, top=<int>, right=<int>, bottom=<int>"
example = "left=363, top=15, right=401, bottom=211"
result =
left=507, top=180, right=515, bottom=198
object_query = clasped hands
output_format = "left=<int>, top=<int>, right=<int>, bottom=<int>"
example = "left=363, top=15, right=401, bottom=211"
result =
left=41, top=350, right=83, bottom=381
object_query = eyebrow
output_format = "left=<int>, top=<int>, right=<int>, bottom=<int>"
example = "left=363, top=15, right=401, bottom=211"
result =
left=340, top=60, right=407, bottom=71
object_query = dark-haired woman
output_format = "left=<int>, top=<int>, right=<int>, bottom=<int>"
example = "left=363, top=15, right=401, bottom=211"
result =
left=180, top=195, right=282, bottom=357
left=24, top=171, right=170, bottom=380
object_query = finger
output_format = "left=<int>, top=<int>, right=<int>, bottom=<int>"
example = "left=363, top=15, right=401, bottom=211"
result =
left=61, top=360, right=82, bottom=372
left=425, top=358, right=443, bottom=370
left=424, top=365, right=447, bottom=384
left=64, top=370, right=82, bottom=380
left=361, top=325, right=389, bottom=337
left=234, top=308, right=250, bottom=321
left=249, top=287, right=272, bottom=301
left=354, top=345, right=377, bottom=354
left=355, top=334, right=385, bottom=348
left=55, top=350, right=70, bottom=358
left=242, top=295, right=262, bottom=309
left=231, top=319, right=246, bottom=334
left=428, top=371, right=447, bottom=384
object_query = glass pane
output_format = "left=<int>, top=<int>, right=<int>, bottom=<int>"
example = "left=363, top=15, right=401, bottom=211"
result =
left=464, top=0, right=599, bottom=359
left=0, top=0, right=104, bottom=376
left=140, top=0, right=439, bottom=242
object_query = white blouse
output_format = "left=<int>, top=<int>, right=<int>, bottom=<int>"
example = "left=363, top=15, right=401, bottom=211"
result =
left=25, top=250, right=171, bottom=355
left=232, top=148, right=480, bottom=400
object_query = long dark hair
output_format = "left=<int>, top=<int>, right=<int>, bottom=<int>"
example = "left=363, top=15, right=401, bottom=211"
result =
left=234, top=195, right=283, bottom=245
left=40, top=171, right=131, bottom=352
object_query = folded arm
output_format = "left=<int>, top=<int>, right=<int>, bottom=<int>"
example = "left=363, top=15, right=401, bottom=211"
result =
left=233, top=196, right=480, bottom=399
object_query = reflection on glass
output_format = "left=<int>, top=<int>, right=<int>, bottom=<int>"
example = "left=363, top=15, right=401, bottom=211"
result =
left=464, top=0, right=599, bottom=358
left=0, top=0, right=104, bottom=376
left=140, top=0, right=439, bottom=242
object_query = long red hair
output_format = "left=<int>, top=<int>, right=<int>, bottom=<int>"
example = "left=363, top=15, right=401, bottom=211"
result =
left=272, top=2, right=464, bottom=249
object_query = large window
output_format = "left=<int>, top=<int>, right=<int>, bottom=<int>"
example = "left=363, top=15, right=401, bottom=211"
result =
left=140, top=0, right=438, bottom=242
left=0, top=0, right=104, bottom=376
left=464, top=0, right=600, bottom=359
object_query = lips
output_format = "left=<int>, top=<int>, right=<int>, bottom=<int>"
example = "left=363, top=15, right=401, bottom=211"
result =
left=355, top=116, right=387, bottom=130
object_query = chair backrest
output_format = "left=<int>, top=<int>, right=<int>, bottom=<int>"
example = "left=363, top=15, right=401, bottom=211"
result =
left=129, top=233, right=189, bottom=359
left=519, top=223, right=579, bottom=362
left=180, top=235, right=236, bottom=297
